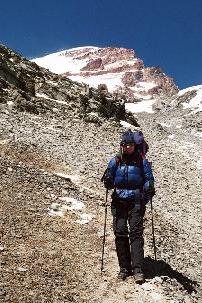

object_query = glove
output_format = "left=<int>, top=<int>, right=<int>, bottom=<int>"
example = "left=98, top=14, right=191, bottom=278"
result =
left=103, top=176, right=114, bottom=190
left=143, top=181, right=155, bottom=197
left=101, top=169, right=114, bottom=190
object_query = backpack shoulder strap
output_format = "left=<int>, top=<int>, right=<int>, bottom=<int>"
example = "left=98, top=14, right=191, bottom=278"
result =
left=115, top=154, right=122, bottom=167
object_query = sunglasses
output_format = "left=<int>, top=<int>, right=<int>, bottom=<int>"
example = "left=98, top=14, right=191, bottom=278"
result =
left=122, top=143, right=135, bottom=147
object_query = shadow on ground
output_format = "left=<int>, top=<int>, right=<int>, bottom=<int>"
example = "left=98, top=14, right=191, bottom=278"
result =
left=143, top=256, right=199, bottom=294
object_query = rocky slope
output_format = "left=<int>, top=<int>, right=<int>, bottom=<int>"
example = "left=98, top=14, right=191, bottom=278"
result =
left=0, top=44, right=202, bottom=303
left=32, top=46, right=178, bottom=101
left=0, top=44, right=137, bottom=126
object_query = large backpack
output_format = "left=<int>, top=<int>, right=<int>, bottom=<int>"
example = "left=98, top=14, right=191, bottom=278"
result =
left=132, top=130, right=149, bottom=159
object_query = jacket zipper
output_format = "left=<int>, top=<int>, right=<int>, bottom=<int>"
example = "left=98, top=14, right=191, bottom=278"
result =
left=125, top=164, right=128, bottom=197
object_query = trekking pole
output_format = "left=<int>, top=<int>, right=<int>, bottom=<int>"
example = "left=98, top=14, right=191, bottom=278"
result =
left=150, top=196, right=157, bottom=261
left=101, top=189, right=108, bottom=274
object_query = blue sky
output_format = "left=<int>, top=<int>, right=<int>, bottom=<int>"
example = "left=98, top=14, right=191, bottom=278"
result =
left=0, top=0, right=201, bottom=89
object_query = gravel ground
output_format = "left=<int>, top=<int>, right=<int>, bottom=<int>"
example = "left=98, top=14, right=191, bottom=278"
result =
left=0, top=104, right=201, bottom=303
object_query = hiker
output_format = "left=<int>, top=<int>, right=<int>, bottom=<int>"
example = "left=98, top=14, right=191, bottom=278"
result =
left=102, top=130, right=155, bottom=283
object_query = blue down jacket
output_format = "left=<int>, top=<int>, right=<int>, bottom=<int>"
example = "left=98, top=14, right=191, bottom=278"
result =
left=106, top=157, right=154, bottom=201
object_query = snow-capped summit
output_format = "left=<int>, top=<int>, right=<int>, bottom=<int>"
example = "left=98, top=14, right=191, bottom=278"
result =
left=32, top=46, right=178, bottom=101
left=33, top=47, right=100, bottom=74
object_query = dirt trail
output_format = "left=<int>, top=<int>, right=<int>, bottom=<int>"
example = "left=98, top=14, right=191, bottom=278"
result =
left=0, top=109, right=201, bottom=302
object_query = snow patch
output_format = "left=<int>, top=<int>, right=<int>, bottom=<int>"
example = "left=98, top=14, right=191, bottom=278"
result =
left=48, top=196, right=94, bottom=224
left=178, top=85, right=202, bottom=112
left=63, top=46, right=99, bottom=53
left=120, top=120, right=139, bottom=129
left=36, top=93, right=68, bottom=105
left=7, top=101, right=14, bottom=107
left=58, top=197, right=84, bottom=210
left=69, top=72, right=124, bottom=91
left=182, top=91, right=202, bottom=111
left=135, top=81, right=156, bottom=91
left=105, top=58, right=138, bottom=70
left=125, top=99, right=155, bottom=113
left=76, top=213, right=94, bottom=224
left=48, top=197, right=85, bottom=217
left=48, top=203, right=68, bottom=217
left=159, top=122, right=171, bottom=128
left=141, top=283, right=153, bottom=291
left=32, top=47, right=99, bottom=74
left=132, top=91, right=153, bottom=100
left=149, top=292, right=162, bottom=301
left=178, top=84, right=202, bottom=96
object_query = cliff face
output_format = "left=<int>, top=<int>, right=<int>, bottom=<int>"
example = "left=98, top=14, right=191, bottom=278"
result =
left=33, top=46, right=179, bottom=101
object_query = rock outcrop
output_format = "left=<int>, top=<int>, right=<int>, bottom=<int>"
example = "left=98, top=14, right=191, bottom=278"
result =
left=0, top=44, right=138, bottom=125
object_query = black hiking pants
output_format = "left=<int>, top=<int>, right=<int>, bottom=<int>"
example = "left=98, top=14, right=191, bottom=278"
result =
left=111, top=198, right=146, bottom=272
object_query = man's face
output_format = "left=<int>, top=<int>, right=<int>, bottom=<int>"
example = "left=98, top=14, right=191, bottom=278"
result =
left=122, top=143, right=135, bottom=154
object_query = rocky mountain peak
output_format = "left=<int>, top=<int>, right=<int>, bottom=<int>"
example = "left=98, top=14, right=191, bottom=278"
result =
left=33, top=46, right=179, bottom=101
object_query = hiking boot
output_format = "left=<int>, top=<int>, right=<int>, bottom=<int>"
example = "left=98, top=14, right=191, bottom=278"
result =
left=117, top=268, right=128, bottom=280
left=134, top=268, right=144, bottom=284
left=127, top=268, right=133, bottom=277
